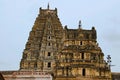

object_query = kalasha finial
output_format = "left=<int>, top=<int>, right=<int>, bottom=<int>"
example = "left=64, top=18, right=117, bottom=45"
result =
left=47, top=3, right=50, bottom=9
left=79, top=20, right=82, bottom=29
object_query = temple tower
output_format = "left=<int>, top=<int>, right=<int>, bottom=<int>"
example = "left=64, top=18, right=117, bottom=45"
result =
left=55, top=25, right=111, bottom=80
left=20, top=6, right=63, bottom=73
left=20, top=6, right=111, bottom=80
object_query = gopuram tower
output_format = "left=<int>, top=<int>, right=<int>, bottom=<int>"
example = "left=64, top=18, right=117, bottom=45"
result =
left=20, top=5, right=63, bottom=72
left=20, top=5, right=111, bottom=80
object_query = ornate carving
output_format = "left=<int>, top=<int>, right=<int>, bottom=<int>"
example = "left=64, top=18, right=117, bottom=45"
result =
left=20, top=7, right=111, bottom=80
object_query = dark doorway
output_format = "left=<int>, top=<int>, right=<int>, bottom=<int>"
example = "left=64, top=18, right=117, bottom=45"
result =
left=82, top=68, right=86, bottom=76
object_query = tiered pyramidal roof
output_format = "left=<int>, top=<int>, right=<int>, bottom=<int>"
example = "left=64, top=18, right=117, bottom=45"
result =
left=20, top=5, right=111, bottom=80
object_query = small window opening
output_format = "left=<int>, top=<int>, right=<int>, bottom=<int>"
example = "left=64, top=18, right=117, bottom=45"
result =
left=48, top=36, right=51, bottom=39
left=48, top=42, right=51, bottom=46
left=48, top=52, right=51, bottom=56
left=81, top=53, right=84, bottom=59
left=82, top=68, right=86, bottom=76
left=80, top=41, right=82, bottom=45
left=48, top=62, right=51, bottom=68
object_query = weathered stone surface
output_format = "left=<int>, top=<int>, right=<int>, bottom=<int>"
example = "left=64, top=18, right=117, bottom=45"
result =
left=20, top=7, right=63, bottom=73
left=19, top=6, right=112, bottom=80
left=112, top=72, right=120, bottom=80
left=1, top=71, right=52, bottom=80
left=1, top=5, right=112, bottom=80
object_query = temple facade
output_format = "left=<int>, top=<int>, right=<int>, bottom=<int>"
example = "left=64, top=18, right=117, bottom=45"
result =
left=19, top=5, right=111, bottom=80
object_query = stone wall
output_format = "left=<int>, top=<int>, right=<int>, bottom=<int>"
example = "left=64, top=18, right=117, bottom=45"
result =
left=1, top=71, right=52, bottom=80
left=112, top=72, right=120, bottom=80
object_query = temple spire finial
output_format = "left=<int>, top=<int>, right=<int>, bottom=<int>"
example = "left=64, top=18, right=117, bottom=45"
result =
left=79, top=20, right=82, bottom=29
left=47, top=3, right=50, bottom=9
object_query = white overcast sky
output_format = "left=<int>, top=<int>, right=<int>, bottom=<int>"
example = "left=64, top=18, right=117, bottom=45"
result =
left=0, top=0, right=120, bottom=72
